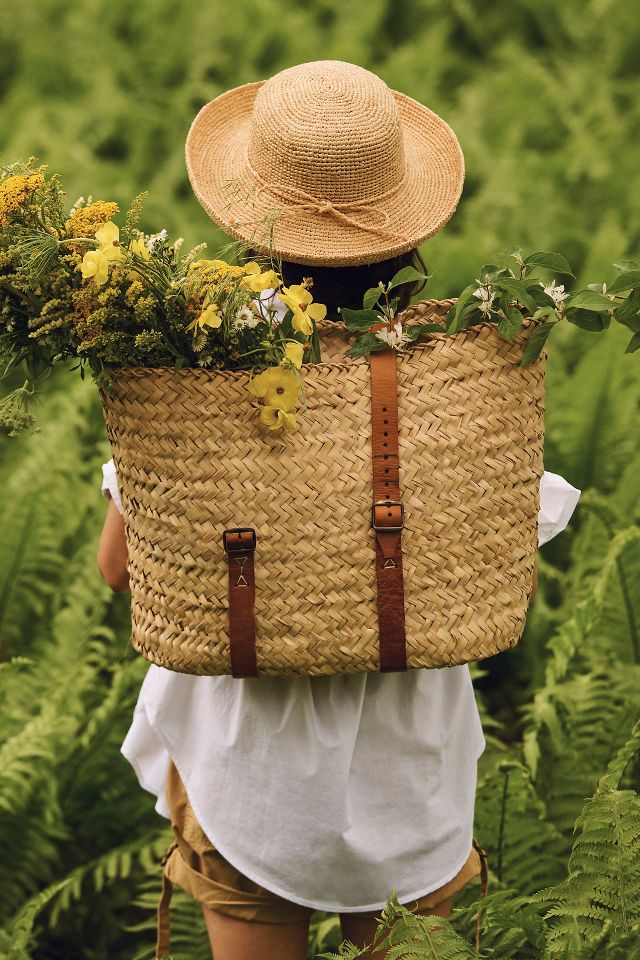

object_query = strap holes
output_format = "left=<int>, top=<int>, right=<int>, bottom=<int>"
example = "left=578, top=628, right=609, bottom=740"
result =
left=384, top=432, right=388, bottom=436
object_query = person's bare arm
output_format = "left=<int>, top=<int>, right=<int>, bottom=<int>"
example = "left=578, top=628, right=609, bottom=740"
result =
left=97, top=495, right=130, bottom=593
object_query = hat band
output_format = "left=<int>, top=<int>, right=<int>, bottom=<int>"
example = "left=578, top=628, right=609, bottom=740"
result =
left=240, top=146, right=408, bottom=242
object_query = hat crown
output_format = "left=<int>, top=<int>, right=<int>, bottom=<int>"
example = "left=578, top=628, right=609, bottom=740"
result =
left=247, top=61, right=406, bottom=204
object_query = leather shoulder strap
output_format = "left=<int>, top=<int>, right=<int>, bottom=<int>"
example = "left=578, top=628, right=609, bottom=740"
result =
left=369, top=342, right=408, bottom=672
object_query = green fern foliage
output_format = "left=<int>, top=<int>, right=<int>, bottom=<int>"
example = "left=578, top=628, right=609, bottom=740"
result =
left=1, top=2, right=640, bottom=959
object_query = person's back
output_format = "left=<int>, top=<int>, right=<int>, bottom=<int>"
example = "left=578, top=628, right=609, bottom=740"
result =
left=97, top=60, right=581, bottom=960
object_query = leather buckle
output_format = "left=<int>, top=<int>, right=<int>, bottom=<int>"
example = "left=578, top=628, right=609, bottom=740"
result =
left=371, top=500, right=404, bottom=532
left=223, top=528, right=257, bottom=552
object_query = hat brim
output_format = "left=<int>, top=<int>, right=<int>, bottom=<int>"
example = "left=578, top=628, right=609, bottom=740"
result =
left=185, top=80, right=464, bottom=267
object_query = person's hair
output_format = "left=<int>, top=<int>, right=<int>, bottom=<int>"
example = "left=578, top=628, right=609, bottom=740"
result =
left=246, top=247, right=429, bottom=320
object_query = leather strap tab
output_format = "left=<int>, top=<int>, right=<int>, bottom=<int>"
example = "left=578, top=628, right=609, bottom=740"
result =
left=222, top=528, right=258, bottom=678
left=156, top=842, right=177, bottom=959
left=369, top=337, right=408, bottom=672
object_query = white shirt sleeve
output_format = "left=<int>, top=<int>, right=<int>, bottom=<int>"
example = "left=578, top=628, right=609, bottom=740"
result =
left=101, top=458, right=123, bottom=515
left=538, top=469, right=581, bottom=547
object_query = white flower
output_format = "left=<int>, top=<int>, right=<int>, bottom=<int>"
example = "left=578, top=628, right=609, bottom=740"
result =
left=233, top=304, right=261, bottom=330
left=173, top=237, right=184, bottom=253
left=473, top=286, right=496, bottom=316
left=541, top=279, right=568, bottom=305
left=232, top=289, right=288, bottom=331
left=146, top=228, right=168, bottom=251
left=374, top=320, right=412, bottom=350
left=256, top=287, right=288, bottom=325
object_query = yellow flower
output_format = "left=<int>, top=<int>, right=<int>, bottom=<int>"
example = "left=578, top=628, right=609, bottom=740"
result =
left=241, top=262, right=283, bottom=293
left=80, top=249, right=110, bottom=286
left=185, top=303, right=223, bottom=333
left=282, top=341, right=304, bottom=369
left=65, top=201, right=119, bottom=237
left=247, top=366, right=300, bottom=411
left=187, top=258, right=245, bottom=279
left=95, top=221, right=125, bottom=262
left=279, top=284, right=327, bottom=335
left=259, top=406, right=297, bottom=432
left=0, top=172, right=45, bottom=227
left=129, top=236, right=151, bottom=261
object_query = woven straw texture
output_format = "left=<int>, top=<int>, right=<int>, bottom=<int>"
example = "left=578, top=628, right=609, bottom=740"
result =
left=185, top=60, right=464, bottom=267
left=100, top=300, right=546, bottom=678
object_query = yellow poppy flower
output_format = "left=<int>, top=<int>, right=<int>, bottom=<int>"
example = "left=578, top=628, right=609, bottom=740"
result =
left=279, top=284, right=327, bottom=335
left=129, top=236, right=151, bottom=261
left=95, top=220, right=125, bottom=262
left=282, top=341, right=304, bottom=369
left=242, top=262, right=283, bottom=293
left=80, top=249, right=110, bottom=286
left=259, top=406, right=297, bottom=432
left=247, top=366, right=300, bottom=410
left=185, top=303, right=223, bottom=333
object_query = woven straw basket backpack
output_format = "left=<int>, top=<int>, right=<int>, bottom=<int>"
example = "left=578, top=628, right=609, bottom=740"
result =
left=100, top=302, right=546, bottom=678
left=100, top=61, right=546, bottom=678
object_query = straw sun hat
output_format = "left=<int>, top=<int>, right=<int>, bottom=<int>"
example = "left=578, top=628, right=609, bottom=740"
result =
left=185, top=60, right=464, bottom=267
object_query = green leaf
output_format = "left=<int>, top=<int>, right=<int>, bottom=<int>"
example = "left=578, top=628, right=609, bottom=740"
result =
left=446, top=283, right=479, bottom=334
left=339, top=307, right=381, bottom=330
left=566, top=290, right=614, bottom=312
left=613, top=288, right=640, bottom=324
left=497, top=306, right=524, bottom=341
left=344, top=332, right=384, bottom=358
left=625, top=332, right=640, bottom=353
left=525, top=281, right=556, bottom=308
left=388, top=266, right=427, bottom=290
left=607, top=271, right=640, bottom=294
left=404, top=322, right=445, bottom=341
left=478, top=263, right=507, bottom=282
left=533, top=306, right=556, bottom=320
left=613, top=259, right=640, bottom=272
left=565, top=308, right=611, bottom=332
left=494, top=277, right=538, bottom=313
left=519, top=321, right=556, bottom=365
left=523, top=251, right=575, bottom=277
left=362, top=286, right=382, bottom=310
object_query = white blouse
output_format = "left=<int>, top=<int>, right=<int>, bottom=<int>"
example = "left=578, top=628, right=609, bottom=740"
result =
left=102, top=459, right=580, bottom=913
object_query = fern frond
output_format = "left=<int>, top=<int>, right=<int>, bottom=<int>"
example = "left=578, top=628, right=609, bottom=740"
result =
left=533, top=725, right=640, bottom=954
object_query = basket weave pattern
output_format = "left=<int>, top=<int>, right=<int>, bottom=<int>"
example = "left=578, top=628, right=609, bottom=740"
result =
left=100, top=300, right=546, bottom=677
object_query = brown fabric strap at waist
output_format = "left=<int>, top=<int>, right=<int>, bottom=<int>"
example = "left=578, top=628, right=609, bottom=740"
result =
left=156, top=841, right=178, bottom=958
left=472, top=836, right=490, bottom=952
left=369, top=339, right=407, bottom=672
left=223, top=528, right=259, bottom=678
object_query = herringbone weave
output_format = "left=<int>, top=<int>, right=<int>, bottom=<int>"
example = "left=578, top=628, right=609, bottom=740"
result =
left=100, top=300, right=546, bottom=677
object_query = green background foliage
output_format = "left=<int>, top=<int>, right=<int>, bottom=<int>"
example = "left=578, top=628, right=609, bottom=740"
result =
left=0, top=1, right=638, bottom=958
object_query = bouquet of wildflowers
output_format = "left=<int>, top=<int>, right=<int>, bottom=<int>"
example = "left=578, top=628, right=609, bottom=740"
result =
left=0, top=158, right=332, bottom=436
left=1, top=158, right=638, bottom=437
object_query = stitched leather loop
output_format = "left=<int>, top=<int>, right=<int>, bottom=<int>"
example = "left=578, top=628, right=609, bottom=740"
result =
left=369, top=335, right=408, bottom=672
left=223, top=528, right=259, bottom=678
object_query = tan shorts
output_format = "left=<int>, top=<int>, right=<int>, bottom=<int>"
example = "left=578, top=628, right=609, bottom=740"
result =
left=158, top=758, right=488, bottom=932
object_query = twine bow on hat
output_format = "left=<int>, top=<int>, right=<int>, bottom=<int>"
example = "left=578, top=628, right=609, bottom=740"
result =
left=239, top=147, right=409, bottom=242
